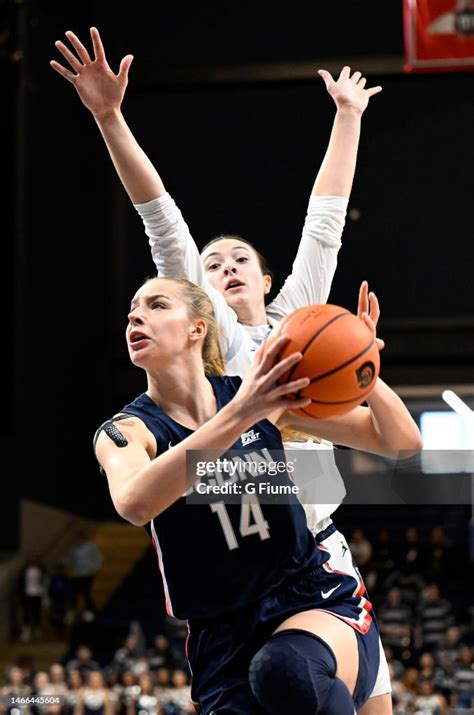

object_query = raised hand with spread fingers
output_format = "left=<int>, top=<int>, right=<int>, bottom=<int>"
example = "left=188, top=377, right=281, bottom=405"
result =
left=51, top=27, right=133, bottom=120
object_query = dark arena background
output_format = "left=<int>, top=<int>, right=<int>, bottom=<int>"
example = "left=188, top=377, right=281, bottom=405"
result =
left=1, top=1, right=473, bottom=713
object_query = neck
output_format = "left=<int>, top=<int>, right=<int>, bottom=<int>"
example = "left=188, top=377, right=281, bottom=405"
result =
left=146, top=357, right=217, bottom=429
left=236, top=302, right=268, bottom=327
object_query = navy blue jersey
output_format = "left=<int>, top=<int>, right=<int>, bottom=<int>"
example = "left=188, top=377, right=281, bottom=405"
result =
left=109, top=376, right=324, bottom=621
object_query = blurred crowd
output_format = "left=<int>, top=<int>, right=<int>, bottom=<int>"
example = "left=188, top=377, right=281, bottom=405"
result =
left=349, top=524, right=474, bottom=714
left=0, top=631, right=193, bottom=715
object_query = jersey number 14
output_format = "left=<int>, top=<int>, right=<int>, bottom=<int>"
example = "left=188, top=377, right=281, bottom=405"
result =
left=210, top=495, right=270, bottom=550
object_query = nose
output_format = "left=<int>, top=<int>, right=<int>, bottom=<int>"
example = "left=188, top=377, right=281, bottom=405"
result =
left=127, top=307, right=145, bottom=326
left=223, top=261, right=238, bottom=276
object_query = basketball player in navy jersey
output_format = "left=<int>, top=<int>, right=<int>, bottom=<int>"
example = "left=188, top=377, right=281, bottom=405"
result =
left=52, top=29, right=392, bottom=711
left=94, top=276, right=421, bottom=715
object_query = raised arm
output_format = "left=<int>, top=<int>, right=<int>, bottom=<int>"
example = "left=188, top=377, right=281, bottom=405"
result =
left=51, top=27, right=241, bottom=359
left=312, top=66, right=382, bottom=198
left=51, top=27, right=164, bottom=204
left=267, top=68, right=382, bottom=317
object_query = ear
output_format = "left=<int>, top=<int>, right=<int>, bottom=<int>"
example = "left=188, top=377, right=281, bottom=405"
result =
left=189, top=318, right=207, bottom=343
left=263, top=274, right=272, bottom=295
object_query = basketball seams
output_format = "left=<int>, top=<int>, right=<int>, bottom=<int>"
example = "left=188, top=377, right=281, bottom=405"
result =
left=284, top=310, right=350, bottom=384
left=300, top=387, right=375, bottom=408
left=305, top=337, right=376, bottom=385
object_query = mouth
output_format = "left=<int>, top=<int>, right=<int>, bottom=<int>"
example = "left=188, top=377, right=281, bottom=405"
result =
left=225, top=280, right=245, bottom=291
left=129, top=331, right=151, bottom=349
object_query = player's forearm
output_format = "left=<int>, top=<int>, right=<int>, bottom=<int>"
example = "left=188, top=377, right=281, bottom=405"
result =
left=281, top=380, right=422, bottom=457
left=312, top=106, right=362, bottom=198
left=117, top=402, right=251, bottom=525
left=95, top=108, right=166, bottom=203
left=365, top=379, right=423, bottom=457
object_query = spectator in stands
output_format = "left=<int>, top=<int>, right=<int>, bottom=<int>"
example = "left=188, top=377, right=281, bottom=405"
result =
left=0, top=666, right=32, bottom=713
left=401, top=666, right=420, bottom=712
left=413, top=679, right=448, bottom=714
left=166, top=669, right=194, bottom=714
left=436, top=625, right=466, bottom=671
left=127, top=672, right=159, bottom=715
left=425, top=526, right=453, bottom=586
left=146, top=634, right=175, bottom=672
left=117, top=671, right=140, bottom=713
left=378, top=586, right=413, bottom=662
left=65, top=530, right=103, bottom=618
left=110, top=634, right=142, bottom=677
left=64, top=645, right=101, bottom=680
left=64, top=668, right=83, bottom=715
left=155, top=668, right=174, bottom=711
left=48, top=664, right=68, bottom=698
left=348, top=528, right=372, bottom=569
left=399, top=526, right=428, bottom=575
left=18, top=552, right=47, bottom=642
left=31, top=672, right=61, bottom=715
left=75, top=670, right=114, bottom=715
left=450, top=645, right=474, bottom=710
left=47, top=562, right=69, bottom=640
left=102, top=671, right=121, bottom=714
left=415, top=584, right=456, bottom=654
left=418, top=651, right=447, bottom=693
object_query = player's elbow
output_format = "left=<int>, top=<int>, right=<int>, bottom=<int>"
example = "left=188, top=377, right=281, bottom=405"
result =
left=380, top=427, right=423, bottom=459
left=113, top=493, right=151, bottom=527
left=400, top=429, right=423, bottom=458
left=123, top=512, right=150, bottom=526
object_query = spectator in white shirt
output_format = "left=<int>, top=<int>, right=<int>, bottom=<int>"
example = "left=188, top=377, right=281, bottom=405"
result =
left=18, top=553, right=47, bottom=642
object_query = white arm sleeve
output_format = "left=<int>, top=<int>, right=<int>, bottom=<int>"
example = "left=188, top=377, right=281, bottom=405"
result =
left=134, top=193, right=243, bottom=363
left=266, top=195, right=348, bottom=321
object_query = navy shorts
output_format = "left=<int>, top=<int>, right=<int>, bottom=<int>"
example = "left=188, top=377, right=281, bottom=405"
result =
left=187, top=523, right=380, bottom=714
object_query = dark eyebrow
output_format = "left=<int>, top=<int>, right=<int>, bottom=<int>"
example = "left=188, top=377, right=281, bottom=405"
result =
left=130, top=293, right=171, bottom=310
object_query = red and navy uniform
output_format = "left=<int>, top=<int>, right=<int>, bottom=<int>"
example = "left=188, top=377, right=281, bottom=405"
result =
left=101, top=376, right=379, bottom=714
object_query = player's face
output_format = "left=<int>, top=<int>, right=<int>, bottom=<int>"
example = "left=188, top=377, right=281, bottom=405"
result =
left=201, top=239, right=271, bottom=316
left=126, top=279, right=196, bottom=368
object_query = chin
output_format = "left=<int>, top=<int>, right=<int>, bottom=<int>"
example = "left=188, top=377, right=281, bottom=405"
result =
left=227, top=293, right=248, bottom=308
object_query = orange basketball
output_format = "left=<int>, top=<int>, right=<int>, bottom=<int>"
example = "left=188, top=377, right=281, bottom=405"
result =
left=268, top=304, right=380, bottom=419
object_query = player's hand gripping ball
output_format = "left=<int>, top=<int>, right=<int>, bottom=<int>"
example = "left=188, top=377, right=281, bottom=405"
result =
left=266, top=304, right=380, bottom=418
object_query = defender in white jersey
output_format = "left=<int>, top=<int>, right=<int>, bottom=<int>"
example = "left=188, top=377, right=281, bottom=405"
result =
left=52, top=28, right=396, bottom=712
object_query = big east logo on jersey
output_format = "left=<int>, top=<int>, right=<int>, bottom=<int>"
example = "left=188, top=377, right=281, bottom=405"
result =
left=241, top=429, right=261, bottom=446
